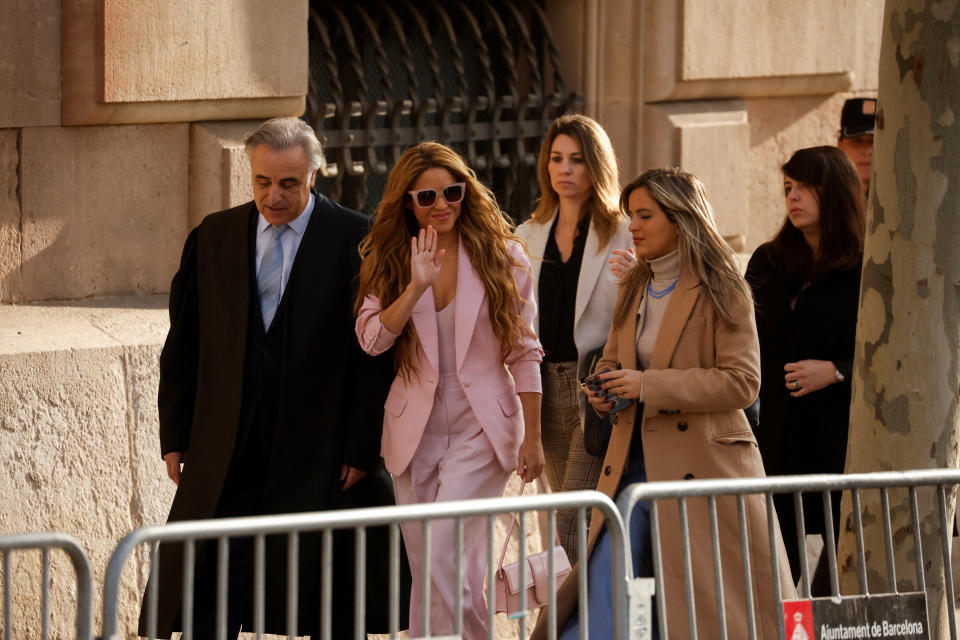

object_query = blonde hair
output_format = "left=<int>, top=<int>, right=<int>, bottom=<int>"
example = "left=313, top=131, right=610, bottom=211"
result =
left=355, top=142, right=531, bottom=378
left=613, top=168, right=752, bottom=327
left=529, top=114, right=625, bottom=250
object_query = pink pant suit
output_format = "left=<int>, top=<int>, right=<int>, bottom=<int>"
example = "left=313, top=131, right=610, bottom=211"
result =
left=355, top=239, right=543, bottom=639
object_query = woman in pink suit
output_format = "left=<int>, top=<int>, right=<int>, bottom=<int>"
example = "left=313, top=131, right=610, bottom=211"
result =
left=354, top=142, right=545, bottom=639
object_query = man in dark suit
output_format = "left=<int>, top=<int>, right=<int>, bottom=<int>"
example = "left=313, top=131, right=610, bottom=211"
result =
left=142, top=117, right=403, bottom=639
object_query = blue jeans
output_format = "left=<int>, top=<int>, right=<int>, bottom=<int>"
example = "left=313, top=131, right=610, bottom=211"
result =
left=560, top=451, right=657, bottom=639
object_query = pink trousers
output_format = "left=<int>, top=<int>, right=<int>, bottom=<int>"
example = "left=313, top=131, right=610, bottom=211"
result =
left=393, top=373, right=512, bottom=640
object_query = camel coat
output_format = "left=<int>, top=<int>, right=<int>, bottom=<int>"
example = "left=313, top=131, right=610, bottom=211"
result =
left=533, top=269, right=795, bottom=640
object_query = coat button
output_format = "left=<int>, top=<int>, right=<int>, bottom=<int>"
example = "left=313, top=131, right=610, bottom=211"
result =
left=684, top=473, right=695, bottom=480
left=677, top=421, right=688, bottom=431
left=604, top=466, right=612, bottom=476
left=463, top=379, right=470, bottom=387
left=612, top=415, right=619, bottom=425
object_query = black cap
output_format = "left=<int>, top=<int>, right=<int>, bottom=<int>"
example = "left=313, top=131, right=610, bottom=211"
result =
left=840, top=98, right=877, bottom=138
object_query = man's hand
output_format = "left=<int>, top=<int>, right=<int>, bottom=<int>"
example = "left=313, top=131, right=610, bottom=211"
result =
left=340, top=465, right=367, bottom=490
left=164, top=452, right=184, bottom=485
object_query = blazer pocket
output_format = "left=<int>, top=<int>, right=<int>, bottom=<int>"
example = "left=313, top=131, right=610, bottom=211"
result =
left=384, top=391, right=407, bottom=418
left=684, top=316, right=707, bottom=330
left=497, top=391, right=522, bottom=417
left=710, top=430, right=758, bottom=446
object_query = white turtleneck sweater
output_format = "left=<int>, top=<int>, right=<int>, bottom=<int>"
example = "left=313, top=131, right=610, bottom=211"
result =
left=634, top=250, right=681, bottom=400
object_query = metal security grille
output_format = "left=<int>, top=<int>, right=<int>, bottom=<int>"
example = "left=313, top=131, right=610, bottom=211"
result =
left=307, top=0, right=583, bottom=220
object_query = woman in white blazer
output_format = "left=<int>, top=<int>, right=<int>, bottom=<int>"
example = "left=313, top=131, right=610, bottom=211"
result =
left=515, top=114, right=631, bottom=561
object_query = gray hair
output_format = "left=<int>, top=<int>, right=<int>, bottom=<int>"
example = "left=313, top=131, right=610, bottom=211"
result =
left=244, top=117, right=325, bottom=173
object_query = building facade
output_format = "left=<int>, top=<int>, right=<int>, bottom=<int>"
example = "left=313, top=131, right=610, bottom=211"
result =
left=0, top=1, right=883, bottom=635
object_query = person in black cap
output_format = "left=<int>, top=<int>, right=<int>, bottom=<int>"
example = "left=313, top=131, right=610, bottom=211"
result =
left=837, top=97, right=876, bottom=197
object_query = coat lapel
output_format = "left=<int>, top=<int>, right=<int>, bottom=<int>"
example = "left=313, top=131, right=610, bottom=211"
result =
left=649, top=270, right=700, bottom=370
left=455, top=239, right=484, bottom=373
left=573, top=219, right=605, bottom=328
left=522, top=213, right=552, bottom=336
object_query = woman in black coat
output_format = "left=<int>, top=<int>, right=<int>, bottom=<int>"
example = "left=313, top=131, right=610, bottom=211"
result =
left=746, top=145, right=865, bottom=595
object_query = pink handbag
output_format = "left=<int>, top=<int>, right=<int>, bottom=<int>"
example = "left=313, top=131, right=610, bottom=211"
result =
left=494, top=478, right=572, bottom=614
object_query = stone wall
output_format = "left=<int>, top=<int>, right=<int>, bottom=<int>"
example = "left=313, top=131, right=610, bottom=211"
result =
left=0, top=1, right=306, bottom=304
left=0, top=1, right=308, bottom=637
left=0, top=298, right=173, bottom=638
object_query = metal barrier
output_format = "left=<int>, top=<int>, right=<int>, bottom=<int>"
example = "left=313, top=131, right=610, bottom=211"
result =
left=101, top=490, right=628, bottom=640
left=0, top=531, right=93, bottom=640
left=617, top=469, right=960, bottom=640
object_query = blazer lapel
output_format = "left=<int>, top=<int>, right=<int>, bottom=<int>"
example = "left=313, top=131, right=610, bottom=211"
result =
left=410, top=289, right=440, bottom=377
left=524, top=211, right=553, bottom=288
left=522, top=212, right=552, bottom=336
left=574, top=220, right=605, bottom=327
left=649, top=270, right=700, bottom=370
left=455, top=239, right=484, bottom=373
left=618, top=285, right=642, bottom=371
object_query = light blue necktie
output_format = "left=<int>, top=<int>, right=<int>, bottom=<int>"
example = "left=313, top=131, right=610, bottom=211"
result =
left=258, top=224, right=289, bottom=330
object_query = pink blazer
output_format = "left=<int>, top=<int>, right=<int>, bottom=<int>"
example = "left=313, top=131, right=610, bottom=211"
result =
left=356, top=239, right=543, bottom=476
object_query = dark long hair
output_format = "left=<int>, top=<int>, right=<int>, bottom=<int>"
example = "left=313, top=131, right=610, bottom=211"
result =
left=770, top=146, right=865, bottom=281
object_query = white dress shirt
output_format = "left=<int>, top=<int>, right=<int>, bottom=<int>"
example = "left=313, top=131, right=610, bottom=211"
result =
left=255, top=193, right=315, bottom=299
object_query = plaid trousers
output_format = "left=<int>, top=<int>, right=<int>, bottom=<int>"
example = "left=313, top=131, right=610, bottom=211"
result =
left=539, top=360, right=604, bottom=565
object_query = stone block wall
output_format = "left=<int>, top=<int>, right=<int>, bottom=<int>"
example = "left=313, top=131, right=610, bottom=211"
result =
left=0, top=1, right=307, bottom=636
left=0, top=299, right=174, bottom=638
left=0, top=1, right=307, bottom=305
left=189, top=122, right=258, bottom=228
left=0, top=0, right=61, bottom=129
left=13, top=125, right=190, bottom=302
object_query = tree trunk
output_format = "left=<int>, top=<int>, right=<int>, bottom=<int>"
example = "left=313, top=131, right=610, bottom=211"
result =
left=837, top=1, right=960, bottom=636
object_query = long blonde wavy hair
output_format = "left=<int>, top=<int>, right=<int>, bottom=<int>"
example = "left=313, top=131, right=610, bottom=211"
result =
left=613, top=168, right=752, bottom=328
left=355, top=142, right=531, bottom=378
left=528, top=114, right=625, bottom=250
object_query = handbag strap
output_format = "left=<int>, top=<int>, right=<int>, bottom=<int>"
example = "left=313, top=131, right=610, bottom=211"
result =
left=496, top=475, right=563, bottom=573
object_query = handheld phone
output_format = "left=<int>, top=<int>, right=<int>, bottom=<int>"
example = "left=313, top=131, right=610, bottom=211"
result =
left=582, top=369, right=633, bottom=414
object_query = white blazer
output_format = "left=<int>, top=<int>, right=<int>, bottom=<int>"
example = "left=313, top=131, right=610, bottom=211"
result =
left=516, top=211, right=632, bottom=375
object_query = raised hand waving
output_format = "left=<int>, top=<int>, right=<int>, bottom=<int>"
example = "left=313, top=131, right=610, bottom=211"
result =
left=410, top=225, right=445, bottom=290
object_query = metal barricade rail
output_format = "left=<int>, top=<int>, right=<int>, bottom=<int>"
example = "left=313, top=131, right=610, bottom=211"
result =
left=101, top=490, right=628, bottom=640
left=0, top=531, right=93, bottom=640
left=617, top=469, right=960, bottom=640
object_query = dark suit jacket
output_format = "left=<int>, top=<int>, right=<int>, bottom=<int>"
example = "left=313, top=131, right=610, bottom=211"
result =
left=746, top=242, right=861, bottom=483
left=144, top=193, right=401, bottom=637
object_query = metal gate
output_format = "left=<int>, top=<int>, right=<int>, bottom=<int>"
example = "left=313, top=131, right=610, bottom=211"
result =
left=306, top=0, right=583, bottom=219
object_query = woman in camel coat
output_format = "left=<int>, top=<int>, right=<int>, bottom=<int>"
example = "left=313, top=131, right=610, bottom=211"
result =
left=535, top=168, right=795, bottom=640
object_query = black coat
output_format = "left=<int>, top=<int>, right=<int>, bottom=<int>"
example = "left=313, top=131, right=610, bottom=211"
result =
left=745, top=242, right=861, bottom=482
left=143, top=194, right=404, bottom=637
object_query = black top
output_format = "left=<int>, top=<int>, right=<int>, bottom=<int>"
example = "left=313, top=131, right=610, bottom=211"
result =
left=538, top=214, right=590, bottom=362
left=745, top=242, right=861, bottom=480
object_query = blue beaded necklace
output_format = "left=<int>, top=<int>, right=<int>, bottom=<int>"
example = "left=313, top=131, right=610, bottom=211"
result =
left=647, top=278, right=678, bottom=299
